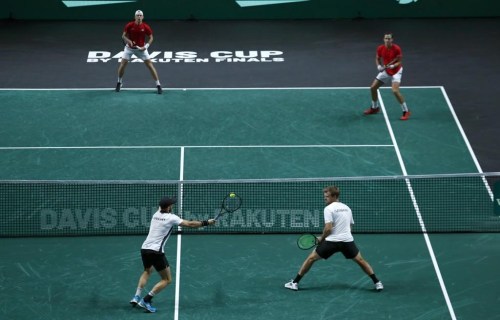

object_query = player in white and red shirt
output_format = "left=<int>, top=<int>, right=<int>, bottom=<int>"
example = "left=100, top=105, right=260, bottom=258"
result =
left=363, top=33, right=411, bottom=120
left=129, top=197, right=215, bottom=313
left=284, top=186, right=383, bottom=292
left=116, top=10, right=163, bottom=94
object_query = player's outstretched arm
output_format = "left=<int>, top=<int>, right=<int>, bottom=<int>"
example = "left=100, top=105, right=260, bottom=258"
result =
left=180, top=219, right=215, bottom=228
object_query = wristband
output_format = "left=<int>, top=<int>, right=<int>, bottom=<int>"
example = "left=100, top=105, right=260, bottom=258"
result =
left=145, top=43, right=150, bottom=49
left=201, top=220, right=209, bottom=226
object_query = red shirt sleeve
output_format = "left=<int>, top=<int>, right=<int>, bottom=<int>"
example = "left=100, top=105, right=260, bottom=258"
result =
left=144, top=23, right=153, bottom=36
left=123, top=22, right=133, bottom=34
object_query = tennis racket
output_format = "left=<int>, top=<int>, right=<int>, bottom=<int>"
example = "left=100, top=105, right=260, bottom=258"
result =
left=122, top=37, right=138, bottom=49
left=214, top=193, right=242, bottom=221
left=383, top=57, right=399, bottom=69
left=297, top=233, right=319, bottom=250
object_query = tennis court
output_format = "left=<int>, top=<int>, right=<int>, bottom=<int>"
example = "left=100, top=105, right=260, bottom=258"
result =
left=1, top=87, right=499, bottom=320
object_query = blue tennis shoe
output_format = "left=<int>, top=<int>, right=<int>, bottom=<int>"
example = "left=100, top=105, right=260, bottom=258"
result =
left=130, top=295, right=141, bottom=306
left=138, top=299, right=157, bottom=313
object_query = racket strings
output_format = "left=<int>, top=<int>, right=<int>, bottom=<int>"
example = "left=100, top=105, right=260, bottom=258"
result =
left=223, top=196, right=242, bottom=212
left=297, top=234, right=317, bottom=249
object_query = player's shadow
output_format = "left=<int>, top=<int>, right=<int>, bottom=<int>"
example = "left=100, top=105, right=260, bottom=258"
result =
left=301, top=282, right=378, bottom=293
left=113, top=89, right=164, bottom=95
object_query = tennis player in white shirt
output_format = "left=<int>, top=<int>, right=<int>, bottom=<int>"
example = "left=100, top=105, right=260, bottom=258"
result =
left=130, top=196, right=215, bottom=313
left=285, top=186, right=383, bottom=292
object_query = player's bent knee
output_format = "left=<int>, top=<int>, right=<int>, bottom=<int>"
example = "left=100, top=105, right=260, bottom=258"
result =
left=307, top=253, right=321, bottom=263
left=353, top=253, right=363, bottom=262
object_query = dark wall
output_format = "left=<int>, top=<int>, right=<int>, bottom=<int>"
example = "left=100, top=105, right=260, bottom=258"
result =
left=3, top=0, right=500, bottom=20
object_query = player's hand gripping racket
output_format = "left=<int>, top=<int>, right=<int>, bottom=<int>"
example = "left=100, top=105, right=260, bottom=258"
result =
left=297, top=233, right=319, bottom=250
left=214, top=193, right=242, bottom=221
left=378, top=58, right=398, bottom=71
left=383, top=57, right=399, bottom=70
left=122, top=38, right=138, bottom=49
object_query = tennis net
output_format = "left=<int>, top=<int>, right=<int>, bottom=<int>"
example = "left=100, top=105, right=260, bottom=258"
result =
left=1, top=172, right=499, bottom=237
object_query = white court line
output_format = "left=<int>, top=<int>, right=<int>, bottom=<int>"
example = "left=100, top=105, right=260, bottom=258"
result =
left=174, top=147, right=185, bottom=320
left=174, top=225, right=182, bottom=320
left=378, top=91, right=457, bottom=320
left=440, top=87, right=493, bottom=200
left=0, top=144, right=393, bottom=150
left=0, top=86, right=444, bottom=91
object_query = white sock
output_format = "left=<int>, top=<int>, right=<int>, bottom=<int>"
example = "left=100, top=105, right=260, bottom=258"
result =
left=401, top=102, right=408, bottom=112
left=155, top=80, right=161, bottom=86
left=148, top=291, right=156, bottom=297
left=118, top=77, right=123, bottom=83
left=372, top=101, right=379, bottom=108
left=135, top=287, right=142, bottom=296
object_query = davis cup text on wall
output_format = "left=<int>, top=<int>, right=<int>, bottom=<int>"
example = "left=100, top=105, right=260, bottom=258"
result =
left=39, top=208, right=320, bottom=231
left=87, top=50, right=285, bottom=63
left=40, top=207, right=157, bottom=230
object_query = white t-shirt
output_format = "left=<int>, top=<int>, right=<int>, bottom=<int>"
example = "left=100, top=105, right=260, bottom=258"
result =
left=141, top=210, right=182, bottom=253
left=323, top=201, right=354, bottom=242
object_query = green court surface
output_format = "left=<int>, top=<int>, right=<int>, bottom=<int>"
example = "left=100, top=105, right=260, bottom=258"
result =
left=1, top=88, right=499, bottom=320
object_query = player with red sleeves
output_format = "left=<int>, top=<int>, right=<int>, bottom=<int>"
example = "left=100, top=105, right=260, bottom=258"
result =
left=363, top=33, right=410, bottom=120
left=116, top=10, right=162, bottom=94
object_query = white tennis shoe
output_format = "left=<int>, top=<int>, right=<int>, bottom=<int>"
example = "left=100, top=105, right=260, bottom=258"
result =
left=375, top=281, right=384, bottom=291
left=284, top=280, right=298, bottom=291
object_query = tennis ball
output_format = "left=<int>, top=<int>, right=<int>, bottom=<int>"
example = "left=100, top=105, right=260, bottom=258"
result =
left=229, top=193, right=236, bottom=198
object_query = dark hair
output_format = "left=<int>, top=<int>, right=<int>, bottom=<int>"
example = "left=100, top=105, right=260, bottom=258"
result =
left=384, top=32, right=393, bottom=38
left=159, top=197, right=176, bottom=208
left=323, top=186, right=340, bottom=198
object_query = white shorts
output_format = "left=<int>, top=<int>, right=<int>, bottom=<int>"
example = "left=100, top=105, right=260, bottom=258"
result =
left=121, top=46, right=151, bottom=61
left=376, top=67, right=403, bottom=84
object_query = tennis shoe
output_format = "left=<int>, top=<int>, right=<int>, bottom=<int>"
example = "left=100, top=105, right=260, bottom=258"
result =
left=284, top=280, right=299, bottom=291
left=363, top=107, right=380, bottom=115
left=115, top=82, right=122, bottom=92
left=130, top=295, right=141, bottom=307
left=138, top=299, right=157, bottom=313
left=374, top=281, right=384, bottom=291
left=400, top=111, right=411, bottom=121
left=157, top=85, right=163, bottom=94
